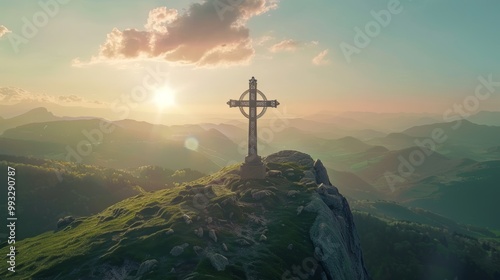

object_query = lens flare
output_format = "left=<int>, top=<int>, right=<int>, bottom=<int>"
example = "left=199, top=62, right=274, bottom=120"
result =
left=184, top=137, right=199, bottom=151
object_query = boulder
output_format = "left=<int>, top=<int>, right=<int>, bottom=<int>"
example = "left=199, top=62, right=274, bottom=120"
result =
left=194, top=227, right=204, bottom=238
left=209, top=229, right=218, bottom=242
left=193, top=246, right=203, bottom=255
left=57, top=216, right=75, bottom=229
left=252, top=190, right=273, bottom=200
left=170, top=243, right=189, bottom=256
left=263, top=150, right=314, bottom=169
left=267, top=170, right=282, bottom=177
left=208, top=253, right=229, bottom=272
left=182, top=214, right=192, bottom=224
left=136, top=259, right=158, bottom=277
left=297, top=206, right=304, bottom=215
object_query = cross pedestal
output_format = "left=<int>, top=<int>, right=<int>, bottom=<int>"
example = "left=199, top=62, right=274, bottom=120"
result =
left=227, top=77, right=279, bottom=179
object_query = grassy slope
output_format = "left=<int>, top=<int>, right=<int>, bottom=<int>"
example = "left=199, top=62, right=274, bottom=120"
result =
left=0, top=162, right=323, bottom=279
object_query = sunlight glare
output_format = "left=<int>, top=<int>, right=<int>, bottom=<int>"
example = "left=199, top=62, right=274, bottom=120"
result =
left=153, top=86, right=176, bottom=108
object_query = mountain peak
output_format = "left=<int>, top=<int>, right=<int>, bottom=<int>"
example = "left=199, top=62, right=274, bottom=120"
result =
left=0, top=107, right=58, bottom=134
left=14, top=107, right=54, bottom=118
left=8, top=150, right=371, bottom=279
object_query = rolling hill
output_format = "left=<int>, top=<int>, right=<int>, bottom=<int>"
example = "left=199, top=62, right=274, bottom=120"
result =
left=397, top=160, right=500, bottom=229
left=403, top=119, right=500, bottom=149
left=0, top=119, right=241, bottom=172
left=0, top=151, right=371, bottom=279
left=0, top=155, right=206, bottom=240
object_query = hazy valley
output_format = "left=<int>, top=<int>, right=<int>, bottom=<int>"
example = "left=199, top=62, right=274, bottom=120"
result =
left=1, top=107, right=500, bottom=279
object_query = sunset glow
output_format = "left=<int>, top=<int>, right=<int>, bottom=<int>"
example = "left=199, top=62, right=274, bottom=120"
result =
left=153, top=86, right=176, bottom=109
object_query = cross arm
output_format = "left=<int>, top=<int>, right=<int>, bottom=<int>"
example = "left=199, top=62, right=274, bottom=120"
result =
left=227, top=99, right=249, bottom=107
left=256, top=100, right=280, bottom=108
left=227, top=99, right=280, bottom=108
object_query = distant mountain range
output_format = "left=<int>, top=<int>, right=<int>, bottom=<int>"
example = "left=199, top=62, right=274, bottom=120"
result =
left=1, top=107, right=500, bottom=230
left=467, top=110, right=500, bottom=126
left=0, top=107, right=60, bottom=133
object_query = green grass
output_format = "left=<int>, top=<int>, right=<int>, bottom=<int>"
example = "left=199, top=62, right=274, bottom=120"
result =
left=0, top=161, right=327, bottom=279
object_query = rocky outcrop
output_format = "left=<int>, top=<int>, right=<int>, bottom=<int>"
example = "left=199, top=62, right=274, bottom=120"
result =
left=264, top=150, right=314, bottom=168
left=265, top=150, right=371, bottom=280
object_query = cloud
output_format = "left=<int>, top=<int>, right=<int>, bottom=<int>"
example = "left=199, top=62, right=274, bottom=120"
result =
left=256, top=35, right=274, bottom=46
left=269, top=39, right=301, bottom=53
left=0, top=25, right=11, bottom=38
left=76, top=0, right=279, bottom=67
left=312, top=49, right=330, bottom=66
left=0, top=87, right=105, bottom=107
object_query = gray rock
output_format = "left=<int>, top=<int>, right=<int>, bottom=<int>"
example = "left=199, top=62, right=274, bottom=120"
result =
left=236, top=239, right=251, bottom=246
left=182, top=214, right=192, bottom=224
left=193, top=246, right=203, bottom=255
left=170, top=243, right=189, bottom=256
left=165, top=228, right=174, bottom=235
left=305, top=193, right=371, bottom=279
left=313, top=159, right=332, bottom=185
left=206, top=217, right=213, bottom=224
left=136, top=259, right=158, bottom=277
left=208, top=253, right=229, bottom=272
left=57, top=216, right=75, bottom=229
left=264, top=150, right=314, bottom=169
left=317, top=183, right=340, bottom=196
left=209, top=229, right=218, bottom=242
left=252, top=190, right=273, bottom=200
left=287, top=190, right=300, bottom=197
left=267, top=170, right=282, bottom=177
left=259, top=234, right=267, bottom=242
left=204, top=185, right=217, bottom=199
left=303, top=181, right=318, bottom=188
left=195, top=227, right=204, bottom=237
left=297, top=206, right=304, bottom=215
left=171, top=195, right=183, bottom=204
left=317, top=184, right=343, bottom=211
left=303, top=170, right=316, bottom=181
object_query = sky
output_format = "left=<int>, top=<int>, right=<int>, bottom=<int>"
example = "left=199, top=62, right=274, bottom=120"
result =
left=1, top=0, right=499, bottom=124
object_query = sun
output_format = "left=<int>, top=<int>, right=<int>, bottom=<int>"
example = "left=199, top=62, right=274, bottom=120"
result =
left=153, top=86, right=176, bottom=108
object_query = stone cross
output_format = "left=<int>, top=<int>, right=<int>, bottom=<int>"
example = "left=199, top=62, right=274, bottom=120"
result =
left=227, top=77, right=279, bottom=179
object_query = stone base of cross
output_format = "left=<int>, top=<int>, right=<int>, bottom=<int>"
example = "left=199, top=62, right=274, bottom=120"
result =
left=240, top=159, right=267, bottom=180
left=227, top=77, right=279, bottom=179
